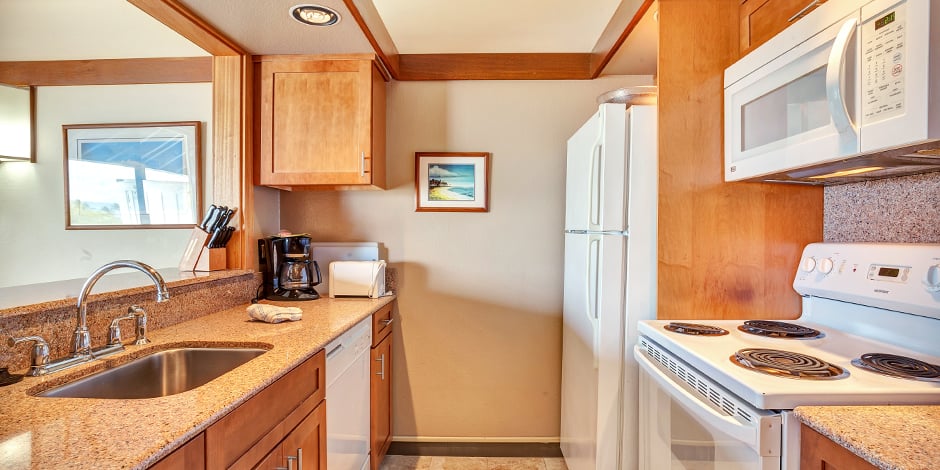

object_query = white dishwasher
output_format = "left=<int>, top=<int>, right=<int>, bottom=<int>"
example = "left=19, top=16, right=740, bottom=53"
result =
left=325, top=318, right=372, bottom=470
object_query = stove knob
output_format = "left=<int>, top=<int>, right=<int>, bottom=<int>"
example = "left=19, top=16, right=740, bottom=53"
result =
left=925, top=264, right=940, bottom=293
left=801, top=257, right=817, bottom=273
left=817, top=257, right=834, bottom=275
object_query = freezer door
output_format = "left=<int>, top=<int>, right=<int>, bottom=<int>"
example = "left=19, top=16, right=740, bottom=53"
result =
left=561, top=232, right=627, bottom=470
left=565, top=104, right=628, bottom=232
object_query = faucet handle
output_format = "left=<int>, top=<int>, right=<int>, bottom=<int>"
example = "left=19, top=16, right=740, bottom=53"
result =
left=107, top=312, right=136, bottom=347
left=107, top=306, right=150, bottom=347
left=7, top=335, right=51, bottom=377
left=128, top=305, right=150, bottom=346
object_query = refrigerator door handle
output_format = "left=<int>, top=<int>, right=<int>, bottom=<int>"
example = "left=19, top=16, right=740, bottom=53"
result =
left=587, top=235, right=601, bottom=368
left=588, top=143, right=603, bottom=230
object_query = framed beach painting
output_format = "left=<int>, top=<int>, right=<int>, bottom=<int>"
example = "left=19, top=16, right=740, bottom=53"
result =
left=414, top=152, right=490, bottom=212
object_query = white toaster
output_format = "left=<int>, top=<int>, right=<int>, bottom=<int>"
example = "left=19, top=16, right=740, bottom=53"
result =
left=328, top=260, right=387, bottom=298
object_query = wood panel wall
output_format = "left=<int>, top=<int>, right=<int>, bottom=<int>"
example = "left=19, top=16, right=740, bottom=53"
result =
left=656, top=0, right=823, bottom=320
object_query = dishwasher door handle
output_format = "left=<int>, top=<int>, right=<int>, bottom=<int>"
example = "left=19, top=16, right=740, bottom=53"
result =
left=326, top=343, right=344, bottom=359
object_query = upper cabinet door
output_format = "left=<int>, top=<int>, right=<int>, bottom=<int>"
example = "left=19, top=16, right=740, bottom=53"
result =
left=255, top=55, right=387, bottom=190
left=740, top=0, right=826, bottom=55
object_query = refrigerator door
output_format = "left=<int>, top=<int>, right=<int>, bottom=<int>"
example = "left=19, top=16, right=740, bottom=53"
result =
left=621, top=104, right=659, bottom=470
left=565, top=104, right=628, bottom=233
left=561, top=231, right=627, bottom=470
left=561, top=231, right=599, bottom=470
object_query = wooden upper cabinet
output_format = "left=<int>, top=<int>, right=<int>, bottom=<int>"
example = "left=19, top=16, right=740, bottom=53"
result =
left=254, top=54, right=387, bottom=190
left=740, top=0, right=825, bottom=55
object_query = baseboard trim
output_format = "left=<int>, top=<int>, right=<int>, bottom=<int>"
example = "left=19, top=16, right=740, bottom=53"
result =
left=387, top=441, right=562, bottom=458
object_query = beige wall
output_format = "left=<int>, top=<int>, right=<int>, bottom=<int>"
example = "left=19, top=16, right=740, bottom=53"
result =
left=280, top=76, right=652, bottom=440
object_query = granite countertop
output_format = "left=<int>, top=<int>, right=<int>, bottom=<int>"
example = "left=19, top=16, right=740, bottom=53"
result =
left=794, top=405, right=940, bottom=470
left=0, top=295, right=394, bottom=470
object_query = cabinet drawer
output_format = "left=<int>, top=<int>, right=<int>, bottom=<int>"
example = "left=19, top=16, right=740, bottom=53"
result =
left=205, top=350, right=325, bottom=469
left=371, top=303, right=393, bottom=346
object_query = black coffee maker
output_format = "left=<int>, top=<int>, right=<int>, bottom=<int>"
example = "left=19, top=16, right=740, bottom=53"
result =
left=258, top=235, right=322, bottom=301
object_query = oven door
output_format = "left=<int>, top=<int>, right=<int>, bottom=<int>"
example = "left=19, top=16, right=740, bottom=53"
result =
left=636, top=340, right=782, bottom=470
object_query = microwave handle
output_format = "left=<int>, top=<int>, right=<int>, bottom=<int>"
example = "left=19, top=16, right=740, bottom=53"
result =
left=826, top=17, right=859, bottom=135
left=636, top=348, right=763, bottom=451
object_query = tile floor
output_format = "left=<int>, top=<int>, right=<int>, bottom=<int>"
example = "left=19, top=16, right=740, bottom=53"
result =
left=379, top=455, right=568, bottom=470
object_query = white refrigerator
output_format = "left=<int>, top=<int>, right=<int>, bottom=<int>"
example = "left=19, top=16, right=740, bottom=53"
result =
left=560, top=98, right=658, bottom=470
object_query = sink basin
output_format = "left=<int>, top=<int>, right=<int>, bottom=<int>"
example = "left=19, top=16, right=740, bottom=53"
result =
left=38, top=347, right=267, bottom=399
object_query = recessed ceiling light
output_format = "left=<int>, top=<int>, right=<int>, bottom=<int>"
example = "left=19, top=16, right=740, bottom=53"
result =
left=290, top=4, right=340, bottom=26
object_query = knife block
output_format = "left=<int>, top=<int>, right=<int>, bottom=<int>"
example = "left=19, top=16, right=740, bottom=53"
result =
left=179, top=227, right=227, bottom=272
left=194, top=247, right=227, bottom=272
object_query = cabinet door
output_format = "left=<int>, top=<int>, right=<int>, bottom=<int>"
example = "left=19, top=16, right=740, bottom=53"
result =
left=148, top=433, right=205, bottom=470
left=740, top=0, right=824, bottom=54
left=282, top=402, right=328, bottom=470
left=800, top=424, right=877, bottom=470
left=253, top=403, right=326, bottom=470
left=256, top=58, right=377, bottom=187
left=370, top=333, right=392, bottom=470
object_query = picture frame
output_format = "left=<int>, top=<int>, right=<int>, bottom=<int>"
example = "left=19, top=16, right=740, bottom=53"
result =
left=62, top=121, right=202, bottom=229
left=414, top=152, right=490, bottom=212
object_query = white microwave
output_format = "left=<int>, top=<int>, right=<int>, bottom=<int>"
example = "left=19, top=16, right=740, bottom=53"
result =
left=724, top=0, right=940, bottom=184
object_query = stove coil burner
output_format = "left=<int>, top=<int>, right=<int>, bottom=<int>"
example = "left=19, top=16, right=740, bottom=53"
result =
left=737, top=320, right=822, bottom=339
left=664, top=322, right=729, bottom=336
left=851, top=353, right=940, bottom=382
left=731, top=348, right=847, bottom=380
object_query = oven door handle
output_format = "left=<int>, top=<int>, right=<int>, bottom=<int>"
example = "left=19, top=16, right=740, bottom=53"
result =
left=636, top=349, right=763, bottom=452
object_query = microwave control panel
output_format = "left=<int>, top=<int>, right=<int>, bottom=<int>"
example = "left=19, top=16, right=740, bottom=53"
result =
left=861, top=2, right=907, bottom=125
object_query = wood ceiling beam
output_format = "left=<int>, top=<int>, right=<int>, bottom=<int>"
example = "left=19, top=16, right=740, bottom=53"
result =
left=127, top=0, right=246, bottom=56
left=397, top=53, right=593, bottom=81
left=590, top=0, right=656, bottom=78
left=343, top=0, right=401, bottom=80
left=0, top=57, right=212, bottom=86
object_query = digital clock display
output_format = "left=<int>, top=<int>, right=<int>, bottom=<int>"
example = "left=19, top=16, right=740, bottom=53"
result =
left=878, top=267, right=900, bottom=278
left=875, top=11, right=896, bottom=30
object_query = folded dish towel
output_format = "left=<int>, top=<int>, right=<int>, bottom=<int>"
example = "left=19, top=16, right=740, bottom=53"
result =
left=247, top=304, right=303, bottom=323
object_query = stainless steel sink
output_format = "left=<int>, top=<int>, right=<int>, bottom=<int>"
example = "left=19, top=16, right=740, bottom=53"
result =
left=37, top=347, right=268, bottom=399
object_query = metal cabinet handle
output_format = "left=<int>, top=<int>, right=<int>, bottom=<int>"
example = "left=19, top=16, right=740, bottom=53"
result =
left=278, top=448, right=302, bottom=470
left=375, top=354, right=386, bottom=380
left=787, top=0, right=823, bottom=22
left=380, top=318, right=393, bottom=326
left=359, top=151, right=366, bottom=176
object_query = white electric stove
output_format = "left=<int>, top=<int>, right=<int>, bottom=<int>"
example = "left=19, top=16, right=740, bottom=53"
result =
left=634, top=243, right=940, bottom=470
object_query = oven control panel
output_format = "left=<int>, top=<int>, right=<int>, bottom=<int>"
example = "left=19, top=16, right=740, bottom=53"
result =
left=794, top=243, right=940, bottom=319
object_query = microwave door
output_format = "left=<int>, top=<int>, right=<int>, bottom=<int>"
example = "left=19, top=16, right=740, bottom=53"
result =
left=724, top=12, right=861, bottom=182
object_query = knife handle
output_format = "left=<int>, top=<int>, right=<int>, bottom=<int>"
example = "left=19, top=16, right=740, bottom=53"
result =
left=200, top=204, right=218, bottom=230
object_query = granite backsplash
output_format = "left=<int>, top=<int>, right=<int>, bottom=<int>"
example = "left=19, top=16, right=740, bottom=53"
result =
left=0, top=271, right=261, bottom=374
left=824, top=172, right=940, bottom=243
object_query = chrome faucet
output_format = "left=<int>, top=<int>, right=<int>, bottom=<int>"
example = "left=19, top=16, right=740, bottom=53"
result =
left=72, top=260, right=169, bottom=358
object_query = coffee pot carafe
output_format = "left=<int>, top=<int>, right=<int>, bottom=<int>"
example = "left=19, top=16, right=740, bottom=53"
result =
left=258, top=234, right=322, bottom=301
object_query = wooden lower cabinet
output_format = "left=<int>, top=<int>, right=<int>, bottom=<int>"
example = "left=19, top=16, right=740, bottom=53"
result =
left=149, top=350, right=326, bottom=470
left=370, top=304, right=394, bottom=469
left=800, top=424, right=877, bottom=470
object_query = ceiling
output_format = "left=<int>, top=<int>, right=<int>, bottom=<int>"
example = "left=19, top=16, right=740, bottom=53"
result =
left=175, top=0, right=658, bottom=76
left=0, top=0, right=657, bottom=78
